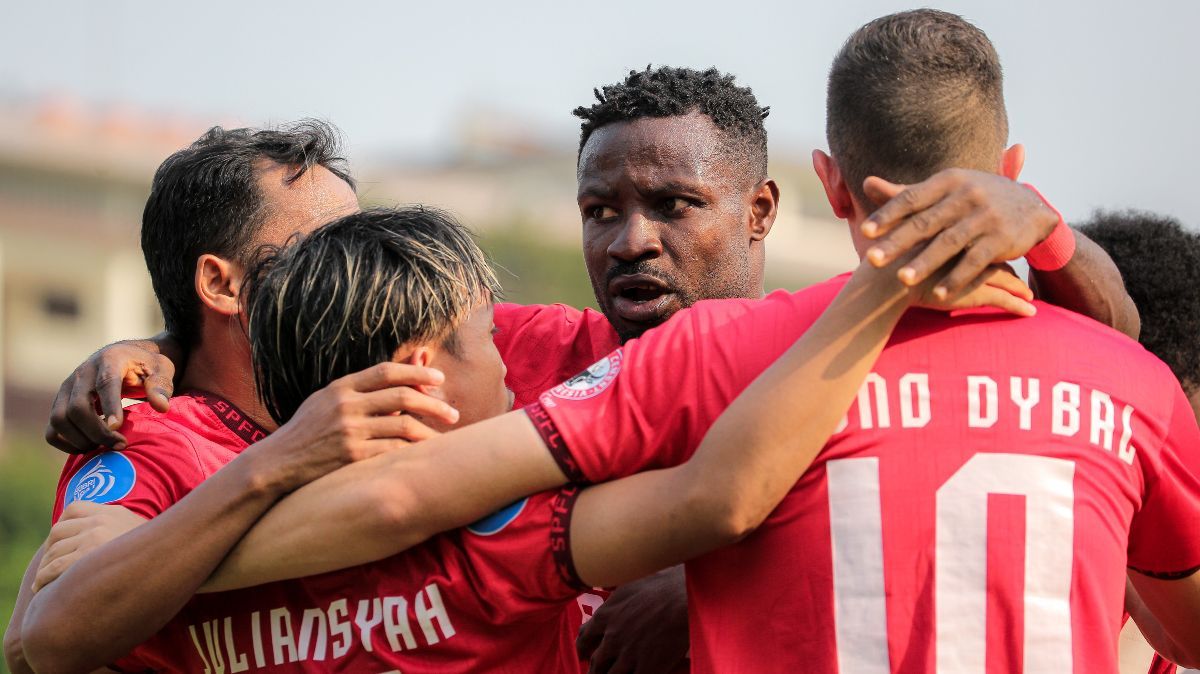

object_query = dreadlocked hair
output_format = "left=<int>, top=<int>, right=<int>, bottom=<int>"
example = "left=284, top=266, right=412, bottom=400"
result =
left=573, top=65, right=770, bottom=179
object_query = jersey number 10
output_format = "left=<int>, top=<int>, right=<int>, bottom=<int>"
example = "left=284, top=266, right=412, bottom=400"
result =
left=827, top=453, right=1076, bottom=673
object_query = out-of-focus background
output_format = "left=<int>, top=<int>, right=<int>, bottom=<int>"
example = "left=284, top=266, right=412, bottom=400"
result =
left=0, top=1, right=1195, bottom=668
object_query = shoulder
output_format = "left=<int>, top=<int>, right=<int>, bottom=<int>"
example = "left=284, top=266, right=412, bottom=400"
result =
left=56, top=397, right=216, bottom=514
left=496, top=302, right=615, bottom=342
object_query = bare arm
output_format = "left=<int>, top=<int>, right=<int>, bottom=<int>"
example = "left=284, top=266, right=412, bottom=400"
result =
left=3, top=545, right=43, bottom=674
left=1128, top=570, right=1200, bottom=668
left=204, top=409, right=567, bottom=591
left=1027, top=229, right=1140, bottom=339
left=566, top=260, right=1023, bottom=586
left=206, top=261, right=1033, bottom=591
left=21, top=363, right=452, bottom=674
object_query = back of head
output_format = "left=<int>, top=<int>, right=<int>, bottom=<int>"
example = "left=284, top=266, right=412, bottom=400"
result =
left=1079, top=210, right=1200, bottom=392
left=243, top=207, right=500, bottom=425
left=573, top=65, right=771, bottom=181
left=827, top=9, right=1008, bottom=204
left=141, top=120, right=354, bottom=349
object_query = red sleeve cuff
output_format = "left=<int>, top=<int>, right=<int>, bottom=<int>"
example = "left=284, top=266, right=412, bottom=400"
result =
left=1022, top=184, right=1076, bottom=271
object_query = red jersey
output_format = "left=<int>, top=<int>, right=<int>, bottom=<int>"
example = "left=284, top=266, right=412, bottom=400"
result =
left=52, top=392, right=588, bottom=673
left=495, top=302, right=621, bottom=409
left=529, top=275, right=1200, bottom=674
left=494, top=302, right=621, bottom=629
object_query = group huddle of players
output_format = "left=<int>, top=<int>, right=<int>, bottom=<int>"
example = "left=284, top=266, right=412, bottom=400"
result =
left=5, top=8, right=1200, bottom=674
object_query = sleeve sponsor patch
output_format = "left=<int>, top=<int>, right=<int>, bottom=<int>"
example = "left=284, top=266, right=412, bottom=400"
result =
left=547, top=351, right=622, bottom=400
left=64, top=451, right=137, bottom=507
left=467, top=497, right=529, bottom=536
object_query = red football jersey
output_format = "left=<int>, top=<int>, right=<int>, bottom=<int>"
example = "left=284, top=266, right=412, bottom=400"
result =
left=495, top=302, right=621, bottom=409
left=52, top=392, right=588, bottom=673
left=529, top=275, right=1200, bottom=674
left=494, top=302, right=621, bottom=633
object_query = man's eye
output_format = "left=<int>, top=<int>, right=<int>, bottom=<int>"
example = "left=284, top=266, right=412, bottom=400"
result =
left=589, top=206, right=619, bottom=220
left=662, top=198, right=691, bottom=215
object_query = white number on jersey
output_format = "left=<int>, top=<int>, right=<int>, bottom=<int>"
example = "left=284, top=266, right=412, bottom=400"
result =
left=827, top=453, right=1076, bottom=673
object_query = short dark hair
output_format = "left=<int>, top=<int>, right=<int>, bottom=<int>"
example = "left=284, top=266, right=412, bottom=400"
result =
left=573, top=65, right=770, bottom=180
left=827, top=9, right=1008, bottom=204
left=1078, top=210, right=1200, bottom=391
left=141, top=120, right=354, bottom=348
left=244, top=207, right=501, bottom=425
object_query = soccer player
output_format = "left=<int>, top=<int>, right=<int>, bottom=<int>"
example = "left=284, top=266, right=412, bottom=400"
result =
left=3, top=125, right=462, bottom=673
left=23, top=203, right=1034, bottom=671
left=1080, top=212, right=1200, bottom=674
left=29, top=67, right=1139, bottom=670
left=56, top=10, right=1198, bottom=674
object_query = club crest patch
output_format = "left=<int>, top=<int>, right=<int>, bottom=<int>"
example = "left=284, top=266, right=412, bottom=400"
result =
left=549, top=351, right=623, bottom=400
left=64, top=452, right=137, bottom=507
left=467, top=497, right=529, bottom=536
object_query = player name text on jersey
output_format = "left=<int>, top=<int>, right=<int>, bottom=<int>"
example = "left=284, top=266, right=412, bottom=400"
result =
left=834, top=373, right=1137, bottom=465
left=186, top=583, right=456, bottom=672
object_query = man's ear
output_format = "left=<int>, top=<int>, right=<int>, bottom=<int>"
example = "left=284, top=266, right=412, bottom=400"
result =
left=748, top=178, right=780, bottom=242
left=195, top=254, right=241, bottom=317
left=812, top=150, right=855, bottom=220
left=401, top=346, right=442, bottom=396
left=1001, top=144, right=1026, bottom=181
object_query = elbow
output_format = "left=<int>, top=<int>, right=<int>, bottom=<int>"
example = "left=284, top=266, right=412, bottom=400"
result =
left=686, top=481, right=769, bottom=547
left=3, top=626, right=33, bottom=674
left=1164, top=640, right=1200, bottom=670
left=19, top=606, right=83, bottom=674
left=369, top=479, right=429, bottom=550
left=19, top=632, right=71, bottom=674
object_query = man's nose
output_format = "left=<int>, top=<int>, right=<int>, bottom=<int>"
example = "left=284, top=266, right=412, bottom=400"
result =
left=607, top=211, right=663, bottom=262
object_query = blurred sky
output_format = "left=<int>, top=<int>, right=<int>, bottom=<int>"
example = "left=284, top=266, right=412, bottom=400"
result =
left=2, top=0, right=1197, bottom=224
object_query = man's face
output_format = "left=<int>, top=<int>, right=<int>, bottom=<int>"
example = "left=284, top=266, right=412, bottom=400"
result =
left=577, top=111, right=770, bottom=342
left=419, top=304, right=514, bottom=430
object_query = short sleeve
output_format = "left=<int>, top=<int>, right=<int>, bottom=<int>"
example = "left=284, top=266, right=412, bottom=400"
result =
left=51, top=424, right=208, bottom=523
left=1128, top=383, right=1200, bottom=576
left=528, top=287, right=840, bottom=484
left=495, top=302, right=622, bottom=409
left=462, top=489, right=588, bottom=617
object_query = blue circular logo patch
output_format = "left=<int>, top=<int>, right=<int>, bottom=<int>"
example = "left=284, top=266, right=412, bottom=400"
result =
left=467, top=497, right=529, bottom=536
left=64, top=452, right=137, bottom=507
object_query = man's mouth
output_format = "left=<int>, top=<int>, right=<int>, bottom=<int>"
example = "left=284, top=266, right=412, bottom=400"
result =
left=609, top=274, right=677, bottom=324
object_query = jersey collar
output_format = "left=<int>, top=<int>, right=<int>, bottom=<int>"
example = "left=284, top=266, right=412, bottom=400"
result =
left=179, top=389, right=271, bottom=446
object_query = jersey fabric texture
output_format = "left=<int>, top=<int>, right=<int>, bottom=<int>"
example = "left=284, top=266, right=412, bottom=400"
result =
left=527, top=275, right=1200, bottom=674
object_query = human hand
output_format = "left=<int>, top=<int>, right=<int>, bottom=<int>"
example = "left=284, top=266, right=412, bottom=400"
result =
left=860, top=169, right=1058, bottom=301
left=252, top=362, right=460, bottom=493
left=46, top=339, right=177, bottom=454
left=34, top=502, right=147, bottom=592
left=576, top=566, right=690, bottom=674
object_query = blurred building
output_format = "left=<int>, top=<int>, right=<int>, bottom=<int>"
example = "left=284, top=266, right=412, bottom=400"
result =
left=0, top=100, right=855, bottom=437
left=0, top=98, right=178, bottom=434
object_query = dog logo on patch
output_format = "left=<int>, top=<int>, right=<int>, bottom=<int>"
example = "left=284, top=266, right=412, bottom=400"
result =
left=467, top=497, right=529, bottom=536
left=65, top=452, right=137, bottom=507
left=549, top=351, right=623, bottom=400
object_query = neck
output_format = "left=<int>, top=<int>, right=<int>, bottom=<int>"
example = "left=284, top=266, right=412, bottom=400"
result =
left=179, top=323, right=277, bottom=432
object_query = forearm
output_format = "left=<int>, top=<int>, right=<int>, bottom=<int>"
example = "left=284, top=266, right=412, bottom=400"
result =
left=1031, top=230, right=1140, bottom=339
left=571, top=264, right=912, bottom=587
left=208, top=409, right=564, bottom=591
left=1127, top=574, right=1200, bottom=668
left=203, top=451, right=411, bottom=592
left=21, top=449, right=286, bottom=673
left=3, top=546, right=44, bottom=674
